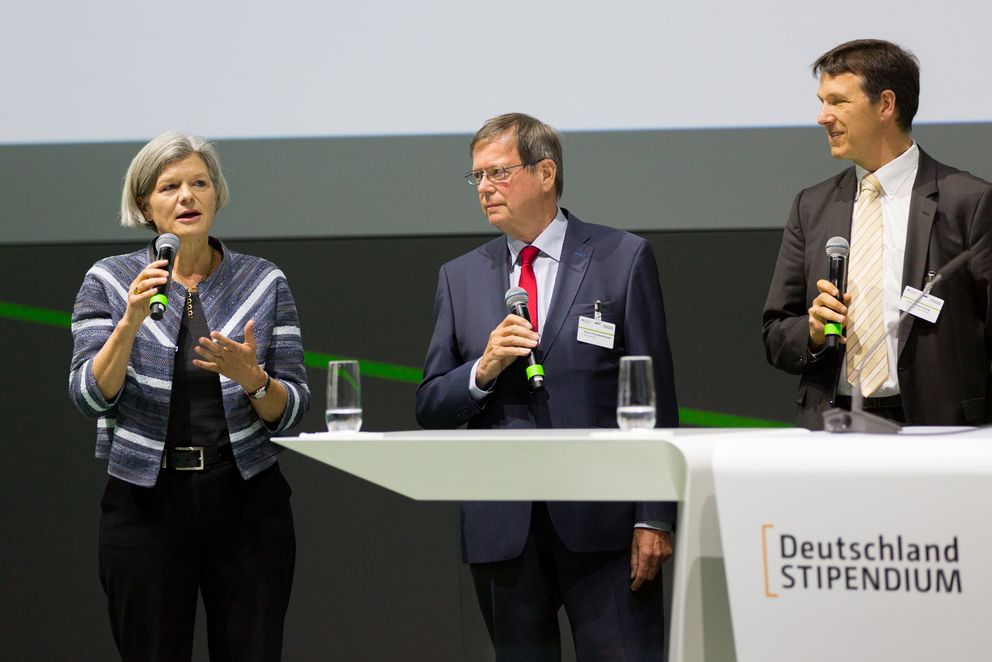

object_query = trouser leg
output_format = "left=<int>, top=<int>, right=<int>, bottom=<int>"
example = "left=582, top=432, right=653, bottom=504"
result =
left=199, top=463, right=296, bottom=662
left=553, top=538, right=664, bottom=662
left=470, top=507, right=561, bottom=662
left=98, top=475, right=199, bottom=662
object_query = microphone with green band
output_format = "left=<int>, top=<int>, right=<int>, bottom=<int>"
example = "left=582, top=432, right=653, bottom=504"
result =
left=149, top=233, right=180, bottom=321
left=824, top=236, right=849, bottom=350
left=504, top=286, right=545, bottom=393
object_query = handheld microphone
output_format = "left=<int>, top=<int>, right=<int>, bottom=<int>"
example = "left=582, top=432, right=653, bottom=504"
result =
left=824, top=236, right=849, bottom=350
left=149, top=233, right=180, bottom=321
left=504, top=286, right=545, bottom=393
left=823, top=249, right=973, bottom=433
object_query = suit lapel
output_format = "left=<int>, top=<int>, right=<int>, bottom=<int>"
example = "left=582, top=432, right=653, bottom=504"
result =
left=826, top=168, right=858, bottom=244
left=480, top=235, right=512, bottom=336
left=897, top=150, right=938, bottom=358
left=539, top=213, right=592, bottom=359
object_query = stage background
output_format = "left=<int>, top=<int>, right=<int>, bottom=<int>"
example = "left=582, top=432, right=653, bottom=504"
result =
left=4, top=2, right=992, bottom=659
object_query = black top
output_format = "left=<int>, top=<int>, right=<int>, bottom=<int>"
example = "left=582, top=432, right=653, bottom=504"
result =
left=165, top=291, right=231, bottom=449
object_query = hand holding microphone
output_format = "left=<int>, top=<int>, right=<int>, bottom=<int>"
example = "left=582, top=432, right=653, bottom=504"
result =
left=149, top=233, right=180, bottom=320
left=124, top=233, right=180, bottom=325
left=823, top=237, right=849, bottom=350
left=126, top=261, right=169, bottom=324
left=475, top=287, right=544, bottom=392
left=808, top=236, right=852, bottom=350
left=504, top=287, right=545, bottom=392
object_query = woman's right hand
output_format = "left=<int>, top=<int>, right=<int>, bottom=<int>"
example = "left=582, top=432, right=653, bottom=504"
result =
left=124, top=259, right=170, bottom=326
left=91, top=259, right=171, bottom=401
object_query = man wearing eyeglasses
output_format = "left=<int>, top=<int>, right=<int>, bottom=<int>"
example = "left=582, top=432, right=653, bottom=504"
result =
left=416, top=113, right=678, bottom=661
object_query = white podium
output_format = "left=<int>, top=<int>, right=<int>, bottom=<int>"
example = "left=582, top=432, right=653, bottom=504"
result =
left=712, top=428, right=992, bottom=662
left=278, top=426, right=992, bottom=661
left=275, top=428, right=800, bottom=662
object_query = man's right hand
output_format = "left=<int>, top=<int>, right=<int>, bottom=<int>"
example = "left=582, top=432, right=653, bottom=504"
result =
left=807, top=278, right=852, bottom=349
left=476, top=314, right=540, bottom=387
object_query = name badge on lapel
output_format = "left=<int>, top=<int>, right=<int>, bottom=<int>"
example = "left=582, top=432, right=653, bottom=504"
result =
left=899, top=285, right=944, bottom=323
left=577, top=316, right=615, bottom=349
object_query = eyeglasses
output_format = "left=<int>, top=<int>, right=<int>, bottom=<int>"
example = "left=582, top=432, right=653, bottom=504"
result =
left=464, top=162, right=536, bottom=186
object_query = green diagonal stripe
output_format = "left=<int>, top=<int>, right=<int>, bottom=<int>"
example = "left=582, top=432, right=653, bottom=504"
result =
left=0, top=301, right=71, bottom=328
left=2, top=299, right=790, bottom=427
left=304, top=351, right=423, bottom=384
left=678, top=407, right=791, bottom=428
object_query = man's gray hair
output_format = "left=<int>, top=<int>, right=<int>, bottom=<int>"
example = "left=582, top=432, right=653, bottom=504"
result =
left=120, top=131, right=229, bottom=230
left=470, top=113, right=564, bottom=199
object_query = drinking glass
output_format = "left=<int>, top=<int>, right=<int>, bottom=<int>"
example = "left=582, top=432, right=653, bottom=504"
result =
left=617, top=355, right=656, bottom=430
left=326, top=360, right=362, bottom=432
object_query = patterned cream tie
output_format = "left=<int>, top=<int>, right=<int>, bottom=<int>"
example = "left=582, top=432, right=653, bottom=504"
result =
left=846, top=173, right=888, bottom=396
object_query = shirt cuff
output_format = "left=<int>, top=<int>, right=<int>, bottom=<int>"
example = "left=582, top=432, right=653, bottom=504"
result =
left=634, top=521, right=673, bottom=533
left=468, top=358, right=494, bottom=403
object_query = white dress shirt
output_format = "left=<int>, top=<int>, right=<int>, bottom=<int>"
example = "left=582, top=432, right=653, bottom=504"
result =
left=506, top=209, right=569, bottom=331
left=470, top=209, right=568, bottom=398
left=838, top=142, right=919, bottom=397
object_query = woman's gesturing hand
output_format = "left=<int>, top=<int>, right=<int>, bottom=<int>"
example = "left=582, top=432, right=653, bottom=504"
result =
left=193, top=319, right=266, bottom=392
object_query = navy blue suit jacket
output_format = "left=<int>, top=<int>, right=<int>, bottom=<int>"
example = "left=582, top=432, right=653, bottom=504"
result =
left=416, top=211, right=678, bottom=564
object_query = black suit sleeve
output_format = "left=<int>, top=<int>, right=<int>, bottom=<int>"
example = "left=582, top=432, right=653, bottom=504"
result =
left=762, top=190, right=822, bottom=375
left=966, top=184, right=992, bottom=283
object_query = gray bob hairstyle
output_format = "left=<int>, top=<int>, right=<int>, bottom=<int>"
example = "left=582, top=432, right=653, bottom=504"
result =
left=120, top=131, right=230, bottom=230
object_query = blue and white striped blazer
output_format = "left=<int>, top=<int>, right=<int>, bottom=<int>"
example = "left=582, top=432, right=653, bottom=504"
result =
left=69, top=238, right=310, bottom=487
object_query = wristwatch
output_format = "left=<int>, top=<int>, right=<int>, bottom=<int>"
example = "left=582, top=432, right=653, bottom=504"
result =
left=246, top=371, right=271, bottom=400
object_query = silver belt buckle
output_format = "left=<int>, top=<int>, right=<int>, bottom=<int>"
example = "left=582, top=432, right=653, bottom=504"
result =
left=174, top=446, right=205, bottom=471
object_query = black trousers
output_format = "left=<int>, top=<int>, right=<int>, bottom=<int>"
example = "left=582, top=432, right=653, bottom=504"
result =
left=98, top=461, right=296, bottom=662
left=470, top=503, right=664, bottom=662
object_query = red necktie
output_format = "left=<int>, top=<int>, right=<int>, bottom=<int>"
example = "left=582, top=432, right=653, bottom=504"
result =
left=518, top=245, right=540, bottom=333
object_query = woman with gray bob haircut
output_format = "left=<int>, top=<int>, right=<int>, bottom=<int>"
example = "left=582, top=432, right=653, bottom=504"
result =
left=69, top=130, right=309, bottom=661
left=120, top=132, right=230, bottom=229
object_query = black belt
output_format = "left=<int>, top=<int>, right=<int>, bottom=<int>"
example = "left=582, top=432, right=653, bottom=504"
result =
left=835, top=394, right=903, bottom=411
left=161, top=444, right=234, bottom=471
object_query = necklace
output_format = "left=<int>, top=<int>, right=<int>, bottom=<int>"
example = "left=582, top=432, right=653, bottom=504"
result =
left=184, top=249, right=217, bottom=319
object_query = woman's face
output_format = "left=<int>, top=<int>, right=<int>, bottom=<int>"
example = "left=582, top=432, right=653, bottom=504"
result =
left=142, top=153, right=217, bottom=239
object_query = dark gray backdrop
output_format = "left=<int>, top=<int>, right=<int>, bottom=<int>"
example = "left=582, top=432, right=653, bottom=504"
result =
left=1, top=228, right=792, bottom=661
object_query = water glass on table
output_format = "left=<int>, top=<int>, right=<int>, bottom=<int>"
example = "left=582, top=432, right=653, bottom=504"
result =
left=617, top=355, right=656, bottom=430
left=326, top=360, right=362, bottom=432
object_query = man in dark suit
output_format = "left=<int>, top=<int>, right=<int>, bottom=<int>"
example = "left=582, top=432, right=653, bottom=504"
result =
left=416, top=113, right=678, bottom=660
left=764, top=39, right=992, bottom=429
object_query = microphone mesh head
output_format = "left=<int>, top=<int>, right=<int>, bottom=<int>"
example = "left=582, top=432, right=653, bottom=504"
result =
left=825, top=236, right=849, bottom=258
left=156, top=233, right=181, bottom=253
left=505, top=286, right=528, bottom=310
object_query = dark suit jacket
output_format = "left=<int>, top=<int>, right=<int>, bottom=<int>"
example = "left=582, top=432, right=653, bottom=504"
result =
left=416, top=210, right=678, bottom=564
left=763, top=149, right=992, bottom=428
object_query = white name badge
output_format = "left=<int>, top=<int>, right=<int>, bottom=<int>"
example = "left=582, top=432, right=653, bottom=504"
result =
left=899, top=285, right=944, bottom=323
left=577, top=316, right=616, bottom=349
